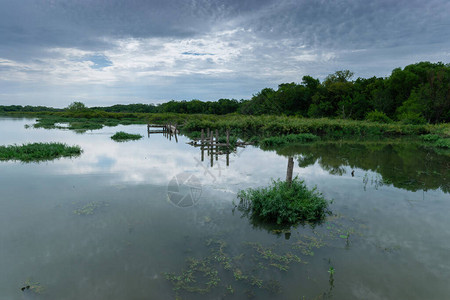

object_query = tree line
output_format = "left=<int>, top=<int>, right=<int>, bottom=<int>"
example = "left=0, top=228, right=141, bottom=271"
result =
left=1, top=61, right=448, bottom=124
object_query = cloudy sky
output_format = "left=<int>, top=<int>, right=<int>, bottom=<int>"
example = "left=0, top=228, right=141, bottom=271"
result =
left=0, top=0, right=449, bottom=107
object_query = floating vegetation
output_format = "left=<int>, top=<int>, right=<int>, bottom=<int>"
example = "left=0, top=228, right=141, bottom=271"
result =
left=73, top=201, right=109, bottom=216
left=244, top=242, right=303, bottom=271
left=237, top=176, right=331, bottom=226
left=165, top=239, right=288, bottom=299
left=0, top=142, right=82, bottom=162
left=165, top=214, right=362, bottom=299
left=111, top=131, right=143, bottom=142
left=22, top=279, right=45, bottom=294
left=291, top=234, right=324, bottom=256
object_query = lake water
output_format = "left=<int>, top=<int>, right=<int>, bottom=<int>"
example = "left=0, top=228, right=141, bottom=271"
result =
left=0, top=117, right=449, bottom=300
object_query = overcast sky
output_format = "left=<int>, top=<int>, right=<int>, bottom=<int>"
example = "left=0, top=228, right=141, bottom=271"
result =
left=0, top=0, right=449, bottom=107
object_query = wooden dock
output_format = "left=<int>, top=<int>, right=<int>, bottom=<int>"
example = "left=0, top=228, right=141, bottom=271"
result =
left=147, top=123, right=179, bottom=142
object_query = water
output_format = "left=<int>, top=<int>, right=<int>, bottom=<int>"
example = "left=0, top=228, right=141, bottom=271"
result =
left=0, top=117, right=449, bottom=300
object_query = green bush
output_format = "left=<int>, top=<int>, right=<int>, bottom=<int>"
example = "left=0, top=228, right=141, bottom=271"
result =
left=398, top=111, right=426, bottom=125
left=237, top=177, right=330, bottom=225
left=111, top=131, right=143, bottom=142
left=365, top=110, right=392, bottom=123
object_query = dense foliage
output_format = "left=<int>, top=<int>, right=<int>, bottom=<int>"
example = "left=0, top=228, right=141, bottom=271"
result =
left=0, top=142, right=82, bottom=162
left=2, top=62, right=448, bottom=124
left=237, top=177, right=330, bottom=225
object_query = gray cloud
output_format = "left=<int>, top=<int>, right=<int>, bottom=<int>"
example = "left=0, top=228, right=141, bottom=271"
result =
left=0, top=0, right=449, bottom=106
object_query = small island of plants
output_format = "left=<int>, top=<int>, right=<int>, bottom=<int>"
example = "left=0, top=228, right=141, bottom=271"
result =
left=0, top=142, right=82, bottom=162
left=237, top=177, right=331, bottom=226
left=111, top=131, right=143, bottom=142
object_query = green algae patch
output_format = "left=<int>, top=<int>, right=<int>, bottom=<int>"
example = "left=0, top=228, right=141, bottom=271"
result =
left=0, top=142, right=82, bottom=162
left=111, top=131, right=143, bottom=142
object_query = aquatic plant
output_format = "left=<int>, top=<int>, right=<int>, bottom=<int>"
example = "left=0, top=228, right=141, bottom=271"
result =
left=237, top=177, right=331, bottom=225
left=0, top=142, right=82, bottom=162
left=111, top=131, right=143, bottom=141
left=165, top=239, right=290, bottom=298
left=73, top=201, right=109, bottom=216
left=165, top=215, right=360, bottom=299
left=22, top=279, right=45, bottom=294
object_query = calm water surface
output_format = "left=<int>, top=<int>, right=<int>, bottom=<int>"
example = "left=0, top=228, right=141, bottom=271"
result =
left=0, top=117, right=449, bottom=300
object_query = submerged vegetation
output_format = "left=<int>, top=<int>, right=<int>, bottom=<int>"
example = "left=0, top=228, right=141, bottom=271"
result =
left=73, top=201, right=109, bottom=216
left=238, top=177, right=331, bottom=226
left=166, top=214, right=360, bottom=299
left=0, top=142, right=82, bottom=162
left=21, top=279, right=45, bottom=294
left=111, top=131, right=143, bottom=141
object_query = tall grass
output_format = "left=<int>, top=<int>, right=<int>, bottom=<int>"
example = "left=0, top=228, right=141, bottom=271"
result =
left=0, top=142, right=82, bottom=162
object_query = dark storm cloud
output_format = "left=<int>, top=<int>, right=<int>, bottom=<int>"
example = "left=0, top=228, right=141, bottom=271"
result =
left=1, top=0, right=448, bottom=58
left=237, top=0, right=450, bottom=49
left=0, top=0, right=272, bottom=50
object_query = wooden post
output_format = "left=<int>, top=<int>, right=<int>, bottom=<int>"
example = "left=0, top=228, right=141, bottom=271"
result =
left=286, top=156, right=294, bottom=186
left=215, top=129, right=219, bottom=161
left=210, top=133, right=214, bottom=167
left=226, top=152, right=229, bottom=166
left=207, top=128, right=210, bottom=139
left=210, top=132, right=213, bottom=164
left=201, top=129, right=204, bottom=144
left=174, top=124, right=178, bottom=142
left=201, top=129, right=205, bottom=161
left=169, top=123, right=172, bottom=140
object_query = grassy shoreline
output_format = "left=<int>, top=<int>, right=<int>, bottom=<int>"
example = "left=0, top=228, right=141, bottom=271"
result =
left=2, top=111, right=449, bottom=142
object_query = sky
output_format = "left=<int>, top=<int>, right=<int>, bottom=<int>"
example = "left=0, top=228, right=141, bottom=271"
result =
left=0, top=0, right=449, bottom=107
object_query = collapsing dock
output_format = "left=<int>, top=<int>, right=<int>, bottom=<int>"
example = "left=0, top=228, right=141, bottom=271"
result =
left=187, top=128, right=252, bottom=167
left=147, top=123, right=179, bottom=142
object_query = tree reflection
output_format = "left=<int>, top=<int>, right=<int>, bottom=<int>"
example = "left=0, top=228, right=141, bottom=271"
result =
left=271, top=142, right=449, bottom=193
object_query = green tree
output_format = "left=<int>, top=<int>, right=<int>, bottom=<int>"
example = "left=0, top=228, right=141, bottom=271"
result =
left=66, top=101, right=87, bottom=111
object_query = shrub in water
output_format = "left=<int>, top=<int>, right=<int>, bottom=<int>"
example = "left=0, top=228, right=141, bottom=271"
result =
left=237, top=177, right=330, bottom=225
left=0, top=142, right=82, bottom=162
left=111, top=131, right=143, bottom=141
